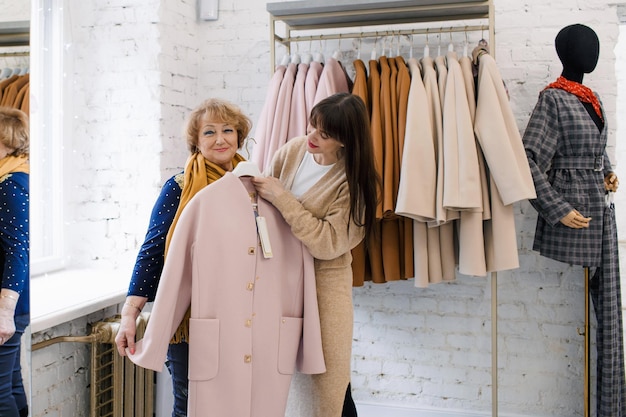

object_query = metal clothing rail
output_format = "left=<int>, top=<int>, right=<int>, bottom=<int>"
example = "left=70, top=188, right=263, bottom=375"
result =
left=273, top=24, right=490, bottom=49
left=267, top=2, right=498, bottom=417
left=268, top=0, right=494, bottom=73
left=0, top=51, right=29, bottom=58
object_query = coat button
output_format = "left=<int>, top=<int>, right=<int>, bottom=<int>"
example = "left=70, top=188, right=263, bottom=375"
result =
left=244, top=354, right=252, bottom=363
left=245, top=319, right=252, bottom=327
left=246, top=282, right=254, bottom=291
left=248, top=247, right=255, bottom=255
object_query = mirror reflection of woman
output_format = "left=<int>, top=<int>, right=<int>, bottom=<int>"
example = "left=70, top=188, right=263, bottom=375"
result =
left=0, top=107, right=30, bottom=417
left=115, top=98, right=252, bottom=417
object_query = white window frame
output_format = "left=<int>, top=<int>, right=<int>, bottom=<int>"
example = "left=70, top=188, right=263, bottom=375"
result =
left=29, top=0, right=66, bottom=275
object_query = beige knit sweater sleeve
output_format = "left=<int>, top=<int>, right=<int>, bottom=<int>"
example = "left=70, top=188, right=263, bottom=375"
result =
left=267, top=137, right=364, bottom=262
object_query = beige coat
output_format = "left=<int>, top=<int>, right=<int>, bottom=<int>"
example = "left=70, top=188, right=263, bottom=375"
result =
left=475, top=53, right=537, bottom=272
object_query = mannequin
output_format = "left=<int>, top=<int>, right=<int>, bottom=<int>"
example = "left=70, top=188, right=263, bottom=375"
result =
left=523, top=24, right=626, bottom=417
left=523, top=23, right=617, bottom=266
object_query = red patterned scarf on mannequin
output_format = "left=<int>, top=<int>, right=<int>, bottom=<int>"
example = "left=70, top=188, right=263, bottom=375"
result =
left=544, top=75, right=603, bottom=121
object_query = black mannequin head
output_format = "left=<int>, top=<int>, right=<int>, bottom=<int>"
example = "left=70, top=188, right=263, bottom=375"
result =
left=555, top=24, right=600, bottom=83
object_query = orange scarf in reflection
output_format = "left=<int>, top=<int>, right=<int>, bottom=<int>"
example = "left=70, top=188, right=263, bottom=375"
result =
left=544, top=76, right=603, bottom=121
left=0, top=155, right=29, bottom=181
left=166, top=151, right=245, bottom=343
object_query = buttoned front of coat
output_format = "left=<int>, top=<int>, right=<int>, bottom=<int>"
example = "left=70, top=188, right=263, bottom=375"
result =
left=128, top=173, right=325, bottom=417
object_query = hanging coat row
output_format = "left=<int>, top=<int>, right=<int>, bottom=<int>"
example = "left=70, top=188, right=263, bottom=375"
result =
left=0, top=72, right=29, bottom=113
left=252, top=42, right=536, bottom=288
left=251, top=55, right=352, bottom=171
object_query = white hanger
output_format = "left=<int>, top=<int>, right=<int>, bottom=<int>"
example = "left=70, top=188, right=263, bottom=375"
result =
left=463, top=27, right=469, bottom=57
left=423, top=30, right=430, bottom=58
left=437, top=33, right=441, bottom=56
left=280, top=54, right=290, bottom=66
left=332, top=36, right=342, bottom=60
left=447, top=29, right=454, bottom=52
left=314, top=37, right=325, bottom=63
left=371, top=36, right=378, bottom=60
left=233, top=161, right=262, bottom=177
left=301, top=52, right=313, bottom=64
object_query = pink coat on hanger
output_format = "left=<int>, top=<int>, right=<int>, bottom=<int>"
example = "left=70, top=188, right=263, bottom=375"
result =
left=264, top=62, right=297, bottom=171
left=312, top=57, right=349, bottom=105
left=128, top=173, right=325, bottom=417
left=252, top=65, right=286, bottom=170
left=287, top=62, right=309, bottom=140
left=304, top=61, right=323, bottom=120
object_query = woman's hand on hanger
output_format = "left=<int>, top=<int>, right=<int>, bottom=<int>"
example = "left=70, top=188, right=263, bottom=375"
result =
left=252, top=175, right=287, bottom=204
left=560, top=209, right=591, bottom=229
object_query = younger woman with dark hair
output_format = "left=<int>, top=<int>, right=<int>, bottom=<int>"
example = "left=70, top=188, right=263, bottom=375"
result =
left=252, top=92, right=380, bottom=417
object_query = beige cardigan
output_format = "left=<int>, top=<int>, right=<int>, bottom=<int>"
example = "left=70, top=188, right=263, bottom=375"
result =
left=266, top=136, right=363, bottom=417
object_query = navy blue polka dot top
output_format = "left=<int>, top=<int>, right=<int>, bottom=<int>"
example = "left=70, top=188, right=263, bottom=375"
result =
left=128, top=173, right=183, bottom=301
left=0, top=172, right=29, bottom=316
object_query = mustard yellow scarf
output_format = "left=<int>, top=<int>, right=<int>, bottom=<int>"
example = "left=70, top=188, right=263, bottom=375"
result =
left=0, top=155, right=29, bottom=181
left=167, top=151, right=245, bottom=343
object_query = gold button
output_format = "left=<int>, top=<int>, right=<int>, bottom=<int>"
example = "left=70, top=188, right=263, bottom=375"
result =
left=245, top=319, right=252, bottom=327
left=248, top=247, right=255, bottom=255
left=246, top=282, right=254, bottom=291
left=244, top=354, right=252, bottom=363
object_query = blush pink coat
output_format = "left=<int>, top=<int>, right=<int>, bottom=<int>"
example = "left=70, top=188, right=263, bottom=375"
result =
left=128, top=173, right=325, bottom=417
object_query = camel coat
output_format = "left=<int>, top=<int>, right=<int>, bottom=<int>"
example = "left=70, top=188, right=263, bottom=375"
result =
left=128, top=173, right=325, bottom=417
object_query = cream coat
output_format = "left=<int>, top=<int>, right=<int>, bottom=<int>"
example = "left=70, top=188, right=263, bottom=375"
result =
left=475, top=53, right=537, bottom=272
left=128, top=173, right=325, bottom=417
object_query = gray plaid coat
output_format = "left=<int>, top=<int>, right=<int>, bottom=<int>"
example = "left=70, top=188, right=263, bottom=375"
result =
left=522, top=88, right=612, bottom=267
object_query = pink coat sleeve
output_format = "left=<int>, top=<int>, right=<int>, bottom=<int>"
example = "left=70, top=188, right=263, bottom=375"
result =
left=127, top=202, right=197, bottom=372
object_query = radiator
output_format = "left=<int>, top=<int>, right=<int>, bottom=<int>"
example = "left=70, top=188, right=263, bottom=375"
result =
left=32, top=313, right=155, bottom=417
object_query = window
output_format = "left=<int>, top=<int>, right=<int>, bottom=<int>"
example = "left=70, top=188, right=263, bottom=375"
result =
left=29, top=0, right=66, bottom=275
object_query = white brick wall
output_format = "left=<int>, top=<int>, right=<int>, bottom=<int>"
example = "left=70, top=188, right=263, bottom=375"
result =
left=1, top=0, right=624, bottom=416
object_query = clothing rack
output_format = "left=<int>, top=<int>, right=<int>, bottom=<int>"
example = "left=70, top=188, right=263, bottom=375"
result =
left=267, top=1, right=498, bottom=416
left=268, top=0, right=494, bottom=73
left=272, top=24, right=490, bottom=51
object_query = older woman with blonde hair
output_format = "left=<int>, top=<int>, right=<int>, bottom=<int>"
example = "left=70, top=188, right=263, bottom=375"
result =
left=0, top=106, right=30, bottom=417
left=116, top=98, right=252, bottom=417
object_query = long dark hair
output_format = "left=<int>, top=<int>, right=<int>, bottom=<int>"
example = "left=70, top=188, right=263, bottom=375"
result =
left=309, top=93, right=380, bottom=240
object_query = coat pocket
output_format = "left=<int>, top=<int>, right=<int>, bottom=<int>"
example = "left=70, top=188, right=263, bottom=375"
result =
left=188, top=318, right=219, bottom=381
left=277, top=316, right=303, bottom=375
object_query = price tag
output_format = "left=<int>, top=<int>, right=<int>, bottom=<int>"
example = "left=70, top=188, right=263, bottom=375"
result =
left=255, top=216, right=273, bottom=258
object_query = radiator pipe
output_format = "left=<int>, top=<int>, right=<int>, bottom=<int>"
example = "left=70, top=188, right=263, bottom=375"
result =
left=32, top=318, right=121, bottom=351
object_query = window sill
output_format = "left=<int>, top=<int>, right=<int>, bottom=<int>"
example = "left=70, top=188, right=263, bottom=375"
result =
left=30, top=268, right=128, bottom=333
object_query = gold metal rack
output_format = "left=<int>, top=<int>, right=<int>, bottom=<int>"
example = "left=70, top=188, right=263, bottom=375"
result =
left=268, top=0, right=494, bottom=73
left=266, top=1, right=498, bottom=416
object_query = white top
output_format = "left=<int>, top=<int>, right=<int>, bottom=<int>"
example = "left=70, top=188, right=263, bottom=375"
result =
left=291, top=151, right=334, bottom=198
